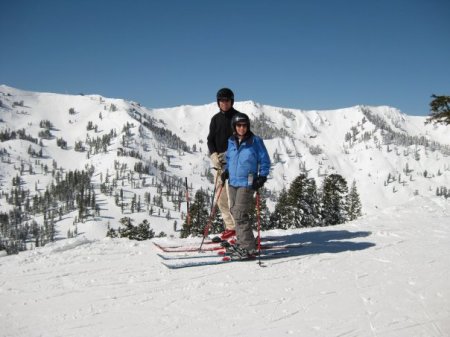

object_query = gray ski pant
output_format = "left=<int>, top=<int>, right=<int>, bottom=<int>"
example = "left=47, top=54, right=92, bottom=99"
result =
left=228, top=185, right=256, bottom=251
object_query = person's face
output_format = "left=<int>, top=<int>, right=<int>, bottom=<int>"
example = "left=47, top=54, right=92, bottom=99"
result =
left=235, top=123, right=248, bottom=138
left=218, top=98, right=232, bottom=112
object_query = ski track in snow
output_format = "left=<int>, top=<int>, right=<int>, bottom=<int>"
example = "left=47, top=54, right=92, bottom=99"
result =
left=1, top=198, right=449, bottom=337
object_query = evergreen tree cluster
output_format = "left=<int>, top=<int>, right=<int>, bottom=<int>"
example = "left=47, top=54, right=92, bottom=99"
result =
left=251, top=113, right=290, bottom=139
left=179, top=174, right=362, bottom=238
left=86, top=120, right=98, bottom=131
left=74, top=140, right=85, bottom=152
left=85, top=130, right=115, bottom=154
left=117, top=148, right=142, bottom=159
left=98, top=160, right=185, bottom=218
left=0, top=128, right=38, bottom=143
left=39, top=120, right=54, bottom=130
left=38, top=129, right=53, bottom=139
left=56, top=137, right=67, bottom=149
left=270, top=175, right=320, bottom=229
left=426, top=94, right=450, bottom=125
left=0, top=212, right=49, bottom=254
left=270, top=174, right=361, bottom=229
left=361, top=107, right=450, bottom=156
left=12, top=100, right=24, bottom=107
left=141, top=114, right=189, bottom=152
left=180, top=188, right=222, bottom=238
left=106, top=217, right=155, bottom=241
left=27, top=144, right=43, bottom=157
left=436, top=186, right=450, bottom=198
left=1, top=169, right=100, bottom=254
left=134, top=161, right=151, bottom=174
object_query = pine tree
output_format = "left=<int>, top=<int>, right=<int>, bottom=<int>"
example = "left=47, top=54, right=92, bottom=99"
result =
left=345, top=180, right=362, bottom=221
left=286, top=174, right=321, bottom=228
left=253, top=191, right=271, bottom=231
left=426, top=94, right=450, bottom=125
left=285, top=175, right=307, bottom=228
left=321, top=174, right=348, bottom=226
left=269, top=188, right=290, bottom=229
left=270, top=175, right=321, bottom=229
left=301, top=177, right=322, bottom=227
left=113, top=218, right=154, bottom=240
left=210, top=207, right=224, bottom=234
left=180, top=189, right=209, bottom=238
left=135, top=220, right=154, bottom=240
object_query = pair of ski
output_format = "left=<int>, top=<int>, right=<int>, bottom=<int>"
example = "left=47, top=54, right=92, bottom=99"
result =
left=155, top=239, right=303, bottom=269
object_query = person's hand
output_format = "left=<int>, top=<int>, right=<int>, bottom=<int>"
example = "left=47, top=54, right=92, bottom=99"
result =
left=252, top=176, right=267, bottom=190
left=211, top=152, right=226, bottom=169
left=221, top=170, right=229, bottom=183
left=210, top=152, right=221, bottom=169
left=217, top=152, right=226, bottom=166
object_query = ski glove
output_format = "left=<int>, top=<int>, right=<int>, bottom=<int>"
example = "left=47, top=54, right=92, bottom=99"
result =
left=221, top=169, right=229, bottom=183
left=210, top=152, right=226, bottom=170
left=252, top=176, right=267, bottom=190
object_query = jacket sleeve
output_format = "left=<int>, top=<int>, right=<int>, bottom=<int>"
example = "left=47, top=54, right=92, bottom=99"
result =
left=256, top=137, right=271, bottom=177
left=207, top=117, right=217, bottom=154
left=224, top=138, right=232, bottom=172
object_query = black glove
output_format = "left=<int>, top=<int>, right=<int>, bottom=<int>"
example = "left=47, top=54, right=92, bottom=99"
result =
left=221, top=169, right=229, bottom=183
left=252, top=176, right=267, bottom=190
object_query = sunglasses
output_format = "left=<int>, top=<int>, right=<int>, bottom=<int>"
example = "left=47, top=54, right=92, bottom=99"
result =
left=218, top=98, right=231, bottom=102
left=236, top=123, right=248, bottom=128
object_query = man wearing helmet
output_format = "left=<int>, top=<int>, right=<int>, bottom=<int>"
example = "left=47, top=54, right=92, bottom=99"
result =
left=220, top=112, right=271, bottom=259
left=207, top=88, right=239, bottom=240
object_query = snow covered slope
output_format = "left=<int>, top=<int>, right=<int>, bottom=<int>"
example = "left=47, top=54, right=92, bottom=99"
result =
left=0, top=84, right=449, bottom=241
left=0, top=196, right=448, bottom=337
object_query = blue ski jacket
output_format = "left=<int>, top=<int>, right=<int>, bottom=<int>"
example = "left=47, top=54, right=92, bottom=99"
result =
left=225, top=132, right=271, bottom=188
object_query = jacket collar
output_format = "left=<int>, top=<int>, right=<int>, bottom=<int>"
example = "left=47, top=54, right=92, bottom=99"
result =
left=233, top=131, right=254, bottom=146
left=220, top=107, right=236, bottom=116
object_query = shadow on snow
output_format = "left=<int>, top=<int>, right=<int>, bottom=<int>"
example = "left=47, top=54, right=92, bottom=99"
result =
left=262, top=230, right=375, bottom=256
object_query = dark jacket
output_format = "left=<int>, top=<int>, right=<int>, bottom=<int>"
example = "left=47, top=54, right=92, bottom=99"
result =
left=207, top=108, right=239, bottom=154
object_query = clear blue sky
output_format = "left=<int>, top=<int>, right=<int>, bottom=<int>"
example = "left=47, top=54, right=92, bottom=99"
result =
left=1, top=0, right=449, bottom=116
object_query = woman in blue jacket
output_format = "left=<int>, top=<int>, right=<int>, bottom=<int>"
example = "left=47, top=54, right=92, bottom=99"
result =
left=221, top=112, right=271, bottom=259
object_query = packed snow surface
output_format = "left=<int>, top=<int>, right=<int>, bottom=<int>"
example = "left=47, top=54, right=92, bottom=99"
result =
left=1, top=196, right=449, bottom=337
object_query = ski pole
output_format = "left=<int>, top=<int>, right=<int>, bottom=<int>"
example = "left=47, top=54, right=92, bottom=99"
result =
left=256, top=190, right=262, bottom=266
left=204, top=171, right=219, bottom=236
left=185, top=177, right=191, bottom=233
left=210, top=170, right=219, bottom=213
left=199, top=181, right=225, bottom=252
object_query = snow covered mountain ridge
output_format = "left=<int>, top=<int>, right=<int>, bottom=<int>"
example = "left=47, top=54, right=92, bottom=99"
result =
left=0, top=84, right=448, bottom=242
left=2, top=85, right=449, bottom=337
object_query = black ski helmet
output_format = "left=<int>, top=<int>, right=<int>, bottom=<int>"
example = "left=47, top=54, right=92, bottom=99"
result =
left=216, top=88, right=234, bottom=105
left=231, top=112, right=250, bottom=131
